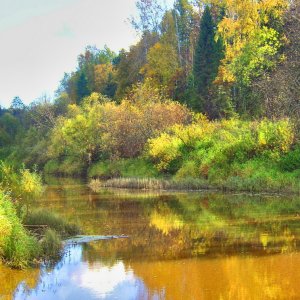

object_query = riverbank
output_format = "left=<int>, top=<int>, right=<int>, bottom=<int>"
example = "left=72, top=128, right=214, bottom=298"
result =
left=89, top=174, right=300, bottom=195
left=43, top=117, right=300, bottom=195
left=0, top=163, right=80, bottom=268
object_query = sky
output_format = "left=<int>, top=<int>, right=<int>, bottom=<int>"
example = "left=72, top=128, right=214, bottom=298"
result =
left=0, top=0, right=173, bottom=107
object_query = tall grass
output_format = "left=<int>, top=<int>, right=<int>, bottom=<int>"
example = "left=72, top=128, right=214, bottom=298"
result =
left=24, top=209, right=80, bottom=238
left=89, top=177, right=209, bottom=191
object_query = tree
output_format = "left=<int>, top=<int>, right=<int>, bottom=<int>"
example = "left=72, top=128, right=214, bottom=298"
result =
left=10, top=97, right=25, bottom=111
left=76, top=72, right=90, bottom=102
left=94, top=63, right=117, bottom=97
left=130, top=0, right=164, bottom=35
left=142, top=42, right=180, bottom=86
left=193, top=6, right=223, bottom=113
left=115, top=32, right=157, bottom=99
left=173, top=0, right=197, bottom=69
left=253, top=0, right=300, bottom=124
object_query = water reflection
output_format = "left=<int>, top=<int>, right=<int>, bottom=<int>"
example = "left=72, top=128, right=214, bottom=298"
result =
left=13, top=245, right=146, bottom=300
left=1, top=180, right=300, bottom=299
left=3, top=243, right=300, bottom=300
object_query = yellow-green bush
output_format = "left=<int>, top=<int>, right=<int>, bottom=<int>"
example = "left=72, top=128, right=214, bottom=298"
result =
left=0, top=191, right=39, bottom=268
left=0, top=162, right=43, bottom=202
left=147, top=118, right=295, bottom=191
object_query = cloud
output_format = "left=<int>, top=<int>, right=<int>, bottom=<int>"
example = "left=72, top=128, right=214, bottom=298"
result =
left=0, top=0, right=138, bottom=107
left=56, top=24, right=75, bottom=39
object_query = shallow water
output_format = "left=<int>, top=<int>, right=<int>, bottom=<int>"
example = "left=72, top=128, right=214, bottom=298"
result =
left=1, top=178, right=300, bottom=300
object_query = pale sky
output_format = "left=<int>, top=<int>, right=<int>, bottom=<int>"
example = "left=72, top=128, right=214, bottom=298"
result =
left=0, top=0, right=173, bottom=107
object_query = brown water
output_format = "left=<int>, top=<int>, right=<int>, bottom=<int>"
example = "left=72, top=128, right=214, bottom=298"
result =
left=1, top=178, right=300, bottom=300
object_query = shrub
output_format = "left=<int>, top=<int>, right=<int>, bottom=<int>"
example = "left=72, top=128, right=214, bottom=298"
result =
left=280, top=145, right=300, bottom=172
left=0, top=162, right=43, bottom=203
left=147, top=117, right=297, bottom=193
left=0, top=191, right=39, bottom=268
left=44, top=158, right=85, bottom=176
left=88, top=158, right=159, bottom=179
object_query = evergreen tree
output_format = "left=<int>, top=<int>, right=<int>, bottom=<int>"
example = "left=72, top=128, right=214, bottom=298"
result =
left=193, top=6, right=223, bottom=114
left=76, top=72, right=90, bottom=103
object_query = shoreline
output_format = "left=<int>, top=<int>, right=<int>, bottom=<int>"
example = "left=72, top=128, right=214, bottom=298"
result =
left=88, top=177, right=300, bottom=196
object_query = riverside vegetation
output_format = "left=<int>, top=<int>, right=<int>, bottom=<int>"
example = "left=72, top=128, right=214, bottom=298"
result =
left=0, top=1, right=299, bottom=268
left=0, top=162, right=79, bottom=268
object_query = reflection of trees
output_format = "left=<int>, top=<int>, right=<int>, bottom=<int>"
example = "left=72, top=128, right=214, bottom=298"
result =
left=150, top=202, right=183, bottom=235
left=0, top=266, right=40, bottom=300
left=129, top=253, right=300, bottom=300
left=4, top=183, right=300, bottom=299
left=36, top=184, right=300, bottom=260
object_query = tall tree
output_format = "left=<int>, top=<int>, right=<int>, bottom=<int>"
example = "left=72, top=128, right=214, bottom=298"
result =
left=173, top=0, right=197, bottom=69
left=193, top=6, right=223, bottom=113
left=76, top=72, right=90, bottom=102
left=130, top=0, right=164, bottom=35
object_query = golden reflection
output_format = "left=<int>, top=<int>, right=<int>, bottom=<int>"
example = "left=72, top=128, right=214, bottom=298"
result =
left=0, top=265, right=40, bottom=300
left=129, top=253, right=300, bottom=300
left=150, top=203, right=184, bottom=235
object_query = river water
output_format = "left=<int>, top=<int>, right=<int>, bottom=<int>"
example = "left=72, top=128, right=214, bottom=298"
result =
left=1, top=178, right=300, bottom=300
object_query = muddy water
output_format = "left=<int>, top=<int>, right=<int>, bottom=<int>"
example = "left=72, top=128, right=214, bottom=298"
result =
left=1, top=178, right=300, bottom=300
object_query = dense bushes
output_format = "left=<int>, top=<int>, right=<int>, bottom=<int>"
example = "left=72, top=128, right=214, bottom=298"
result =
left=280, top=146, right=300, bottom=172
left=0, top=191, right=38, bottom=268
left=88, top=158, right=159, bottom=179
left=0, top=162, right=79, bottom=267
left=145, top=117, right=298, bottom=192
left=0, top=162, right=43, bottom=202
left=47, top=82, right=191, bottom=175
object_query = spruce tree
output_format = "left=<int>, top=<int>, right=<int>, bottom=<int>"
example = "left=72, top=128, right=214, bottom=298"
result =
left=193, top=6, right=223, bottom=114
left=76, top=72, right=90, bottom=103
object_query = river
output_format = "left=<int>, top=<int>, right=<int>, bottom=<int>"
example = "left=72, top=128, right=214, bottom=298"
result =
left=1, top=177, right=300, bottom=300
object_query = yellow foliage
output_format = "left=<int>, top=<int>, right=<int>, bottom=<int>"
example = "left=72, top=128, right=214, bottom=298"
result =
left=214, top=0, right=289, bottom=84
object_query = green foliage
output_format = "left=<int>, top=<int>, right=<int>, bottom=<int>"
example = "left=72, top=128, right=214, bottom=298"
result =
left=280, top=145, right=300, bottom=172
left=147, top=117, right=296, bottom=192
left=40, top=229, right=62, bottom=260
left=0, top=191, right=39, bottom=268
left=0, top=162, right=43, bottom=204
left=232, top=27, right=282, bottom=87
left=88, top=158, right=159, bottom=179
left=193, top=6, right=223, bottom=112
left=24, top=209, right=80, bottom=238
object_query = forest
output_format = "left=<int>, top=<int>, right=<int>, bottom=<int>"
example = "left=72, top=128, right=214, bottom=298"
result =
left=0, top=0, right=299, bottom=266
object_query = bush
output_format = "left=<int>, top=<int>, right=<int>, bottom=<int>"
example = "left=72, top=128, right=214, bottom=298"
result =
left=145, top=118, right=299, bottom=193
left=0, top=162, right=43, bottom=203
left=0, top=191, right=39, bottom=268
left=88, top=158, right=159, bottom=179
left=44, top=158, right=85, bottom=176
left=280, top=145, right=300, bottom=172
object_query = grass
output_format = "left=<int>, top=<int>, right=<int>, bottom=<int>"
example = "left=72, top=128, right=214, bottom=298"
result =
left=89, top=177, right=210, bottom=191
left=40, top=229, right=62, bottom=260
left=24, top=209, right=80, bottom=238
left=89, top=170, right=300, bottom=195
